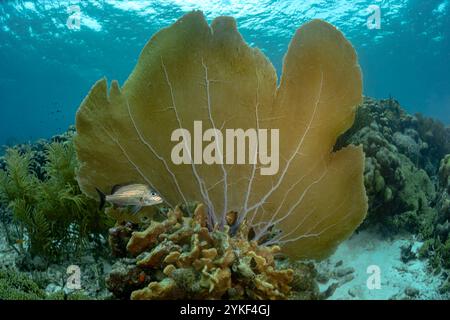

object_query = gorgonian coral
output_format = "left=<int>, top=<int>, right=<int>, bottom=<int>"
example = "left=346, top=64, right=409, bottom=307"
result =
left=0, top=139, right=110, bottom=260
left=74, top=11, right=367, bottom=259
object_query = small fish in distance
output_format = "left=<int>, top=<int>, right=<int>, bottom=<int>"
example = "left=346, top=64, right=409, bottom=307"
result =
left=95, top=183, right=163, bottom=214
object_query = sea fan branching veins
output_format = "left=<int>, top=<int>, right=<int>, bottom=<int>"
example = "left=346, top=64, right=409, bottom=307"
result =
left=74, top=11, right=367, bottom=259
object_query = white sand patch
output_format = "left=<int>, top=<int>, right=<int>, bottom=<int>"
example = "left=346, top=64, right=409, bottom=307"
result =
left=317, top=230, right=444, bottom=300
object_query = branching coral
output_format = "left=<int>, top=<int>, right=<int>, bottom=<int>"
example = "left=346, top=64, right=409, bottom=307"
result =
left=107, top=204, right=303, bottom=300
left=75, top=11, right=367, bottom=259
left=0, top=138, right=111, bottom=261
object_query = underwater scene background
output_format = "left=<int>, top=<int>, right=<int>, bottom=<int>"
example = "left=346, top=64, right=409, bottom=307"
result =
left=0, top=0, right=449, bottom=301
left=0, top=0, right=449, bottom=146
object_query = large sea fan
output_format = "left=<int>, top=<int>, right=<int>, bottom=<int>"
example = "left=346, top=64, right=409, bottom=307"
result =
left=74, top=11, right=367, bottom=259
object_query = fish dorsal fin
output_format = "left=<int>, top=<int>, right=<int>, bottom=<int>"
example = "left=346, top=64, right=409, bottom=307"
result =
left=111, top=182, right=140, bottom=194
left=111, top=184, right=126, bottom=194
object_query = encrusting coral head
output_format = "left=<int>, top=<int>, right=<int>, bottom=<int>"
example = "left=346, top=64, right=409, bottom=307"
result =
left=75, top=10, right=367, bottom=260
left=106, top=203, right=298, bottom=300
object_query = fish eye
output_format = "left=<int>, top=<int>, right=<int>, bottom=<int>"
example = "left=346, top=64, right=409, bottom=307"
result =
left=151, top=192, right=156, bottom=196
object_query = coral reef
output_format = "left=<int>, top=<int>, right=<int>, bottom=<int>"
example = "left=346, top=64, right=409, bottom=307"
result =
left=439, top=155, right=450, bottom=191
left=0, top=130, right=112, bottom=262
left=414, top=115, right=450, bottom=173
left=0, top=95, right=447, bottom=300
left=106, top=204, right=318, bottom=300
left=338, top=97, right=450, bottom=281
left=0, top=129, right=114, bottom=300
left=337, top=98, right=445, bottom=235
left=436, top=155, right=450, bottom=235
left=75, top=11, right=367, bottom=260
left=0, top=267, right=47, bottom=300
left=0, top=267, right=92, bottom=300
left=338, top=98, right=450, bottom=175
left=418, top=155, right=450, bottom=273
left=0, top=126, right=76, bottom=180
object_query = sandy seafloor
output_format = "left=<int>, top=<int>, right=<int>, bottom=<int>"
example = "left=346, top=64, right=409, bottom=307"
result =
left=317, top=230, right=444, bottom=300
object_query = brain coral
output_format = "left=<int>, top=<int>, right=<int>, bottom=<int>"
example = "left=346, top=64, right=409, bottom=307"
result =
left=74, top=11, right=367, bottom=259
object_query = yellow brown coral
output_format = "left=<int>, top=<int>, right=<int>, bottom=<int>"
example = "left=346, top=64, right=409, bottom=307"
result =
left=75, top=11, right=367, bottom=260
left=112, top=204, right=296, bottom=300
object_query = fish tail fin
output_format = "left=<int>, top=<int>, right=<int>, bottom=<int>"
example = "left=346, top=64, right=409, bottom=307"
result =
left=95, top=188, right=106, bottom=210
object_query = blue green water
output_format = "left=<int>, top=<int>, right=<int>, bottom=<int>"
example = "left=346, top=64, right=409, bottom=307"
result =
left=0, top=0, right=449, bottom=146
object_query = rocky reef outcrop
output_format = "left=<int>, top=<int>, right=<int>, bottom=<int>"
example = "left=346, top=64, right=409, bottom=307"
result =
left=338, top=98, right=449, bottom=236
left=338, top=97, right=450, bottom=280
